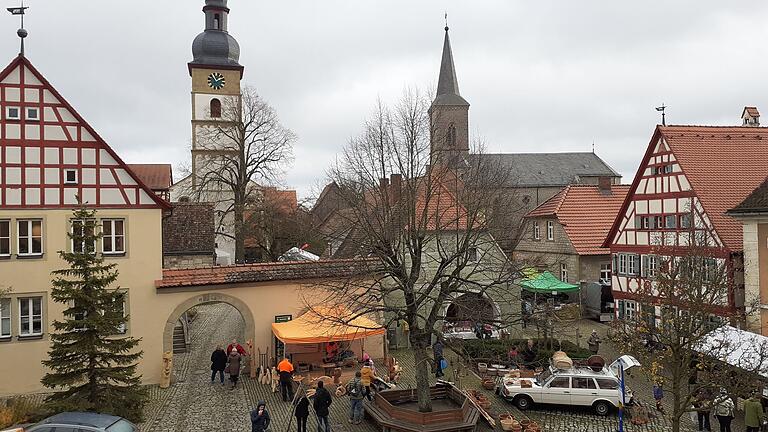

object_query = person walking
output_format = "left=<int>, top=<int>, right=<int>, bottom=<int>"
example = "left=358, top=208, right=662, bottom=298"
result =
left=587, top=330, right=601, bottom=355
left=227, top=338, right=247, bottom=355
left=432, top=340, right=444, bottom=378
left=294, top=392, right=310, bottom=432
left=744, top=390, right=764, bottom=432
left=360, top=360, right=375, bottom=401
left=313, top=380, right=333, bottom=432
left=210, top=345, right=228, bottom=385
left=226, top=349, right=242, bottom=389
left=250, top=401, right=271, bottom=432
left=693, top=388, right=712, bottom=432
left=277, top=357, right=295, bottom=402
left=652, top=382, right=664, bottom=413
left=346, top=371, right=365, bottom=425
left=712, top=388, right=734, bottom=432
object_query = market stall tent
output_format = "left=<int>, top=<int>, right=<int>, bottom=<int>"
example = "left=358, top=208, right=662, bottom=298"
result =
left=697, top=325, right=768, bottom=379
left=520, top=271, right=580, bottom=294
left=271, top=307, right=386, bottom=344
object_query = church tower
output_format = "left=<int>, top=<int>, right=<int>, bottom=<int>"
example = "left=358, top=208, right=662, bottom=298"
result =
left=429, top=26, right=470, bottom=163
left=188, top=0, right=243, bottom=190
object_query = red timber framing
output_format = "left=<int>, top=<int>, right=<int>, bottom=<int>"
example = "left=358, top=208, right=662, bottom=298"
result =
left=602, top=125, right=763, bottom=315
left=0, top=55, right=169, bottom=210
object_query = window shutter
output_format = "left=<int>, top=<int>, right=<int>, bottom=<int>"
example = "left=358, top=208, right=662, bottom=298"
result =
left=641, top=255, right=648, bottom=278
left=617, top=300, right=625, bottom=319
left=635, top=216, right=642, bottom=229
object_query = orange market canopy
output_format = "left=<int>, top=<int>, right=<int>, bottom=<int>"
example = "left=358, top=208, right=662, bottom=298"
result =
left=271, top=307, right=386, bottom=344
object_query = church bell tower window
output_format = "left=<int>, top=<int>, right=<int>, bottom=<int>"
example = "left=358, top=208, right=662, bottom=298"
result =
left=210, top=98, right=222, bottom=118
left=214, top=14, right=220, bottom=30
left=446, top=123, right=457, bottom=148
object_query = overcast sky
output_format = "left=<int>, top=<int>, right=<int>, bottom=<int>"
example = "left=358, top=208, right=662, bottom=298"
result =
left=4, top=1, right=768, bottom=199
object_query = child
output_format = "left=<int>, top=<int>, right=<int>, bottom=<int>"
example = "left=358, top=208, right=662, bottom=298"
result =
left=294, top=392, right=310, bottom=432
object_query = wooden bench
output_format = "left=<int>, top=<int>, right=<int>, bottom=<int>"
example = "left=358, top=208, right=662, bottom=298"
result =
left=363, top=395, right=479, bottom=432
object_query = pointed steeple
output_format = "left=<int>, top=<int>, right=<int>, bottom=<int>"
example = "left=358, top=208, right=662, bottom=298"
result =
left=433, top=26, right=469, bottom=107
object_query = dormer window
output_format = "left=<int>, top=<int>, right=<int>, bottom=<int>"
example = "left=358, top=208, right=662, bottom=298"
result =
left=64, top=169, right=78, bottom=185
left=210, top=98, right=222, bottom=118
left=26, top=107, right=39, bottom=121
left=6, top=106, right=19, bottom=120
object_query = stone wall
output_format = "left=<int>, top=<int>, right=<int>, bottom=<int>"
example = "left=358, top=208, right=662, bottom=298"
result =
left=163, top=254, right=216, bottom=269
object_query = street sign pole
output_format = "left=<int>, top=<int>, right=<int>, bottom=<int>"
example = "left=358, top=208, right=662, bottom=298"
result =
left=618, top=362, right=626, bottom=432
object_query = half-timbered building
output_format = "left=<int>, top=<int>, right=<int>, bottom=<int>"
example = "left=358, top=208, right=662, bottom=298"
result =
left=604, top=121, right=768, bottom=326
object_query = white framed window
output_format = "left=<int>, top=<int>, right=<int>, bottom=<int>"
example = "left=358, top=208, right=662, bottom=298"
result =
left=26, top=107, right=39, bottom=121
left=64, top=169, right=78, bottom=185
left=560, top=263, right=568, bottom=282
left=17, top=219, right=43, bottom=256
left=628, top=254, right=639, bottom=275
left=600, top=264, right=611, bottom=285
left=112, top=292, right=127, bottom=334
left=533, top=222, right=540, bottom=240
left=618, top=254, right=627, bottom=275
left=71, top=219, right=95, bottom=254
left=641, top=255, right=658, bottom=279
left=6, top=106, right=19, bottom=120
left=624, top=300, right=637, bottom=321
left=102, top=219, right=125, bottom=254
left=0, top=298, right=10, bottom=338
left=0, top=220, right=10, bottom=256
left=547, top=221, right=554, bottom=241
left=665, top=215, right=677, bottom=229
left=19, top=297, right=42, bottom=336
left=680, top=214, right=692, bottom=229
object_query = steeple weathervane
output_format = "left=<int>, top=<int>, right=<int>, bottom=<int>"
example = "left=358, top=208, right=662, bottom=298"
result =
left=7, top=0, right=28, bottom=56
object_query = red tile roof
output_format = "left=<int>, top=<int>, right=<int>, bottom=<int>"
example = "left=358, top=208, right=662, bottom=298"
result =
left=127, top=164, right=172, bottom=191
left=526, top=185, right=630, bottom=255
left=743, top=106, right=760, bottom=118
left=660, top=126, right=768, bottom=250
left=155, top=258, right=378, bottom=288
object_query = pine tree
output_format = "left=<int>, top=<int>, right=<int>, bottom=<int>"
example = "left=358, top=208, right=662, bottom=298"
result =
left=41, top=204, right=146, bottom=421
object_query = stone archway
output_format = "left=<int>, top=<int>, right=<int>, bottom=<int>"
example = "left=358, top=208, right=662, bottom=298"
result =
left=162, top=292, right=256, bottom=354
left=444, top=292, right=497, bottom=324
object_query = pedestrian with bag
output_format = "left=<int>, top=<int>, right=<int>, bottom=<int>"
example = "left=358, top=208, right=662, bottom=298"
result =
left=347, top=371, right=365, bottom=425
left=313, top=380, right=333, bottom=432
left=432, top=340, right=444, bottom=378
left=652, top=382, right=665, bottom=413
left=587, top=330, right=601, bottom=355
left=712, top=388, right=734, bottom=432
left=227, top=348, right=242, bottom=389
left=210, top=345, right=227, bottom=386
left=744, top=390, right=764, bottom=432
left=250, top=400, right=271, bottom=432
left=693, top=388, right=712, bottom=432
left=278, top=357, right=295, bottom=402
left=294, top=391, right=310, bottom=432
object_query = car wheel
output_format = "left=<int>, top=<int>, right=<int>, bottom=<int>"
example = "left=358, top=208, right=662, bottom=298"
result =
left=593, top=400, right=611, bottom=416
left=514, top=395, right=533, bottom=410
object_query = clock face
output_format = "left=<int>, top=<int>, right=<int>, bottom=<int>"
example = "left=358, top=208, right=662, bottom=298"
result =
left=207, top=72, right=226, bottom=90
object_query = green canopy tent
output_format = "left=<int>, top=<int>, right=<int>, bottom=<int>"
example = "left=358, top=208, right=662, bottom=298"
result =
left=520, top=271, right=580, bottom=294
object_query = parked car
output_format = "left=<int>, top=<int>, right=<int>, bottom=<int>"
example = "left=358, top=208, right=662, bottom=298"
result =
left=1, top=412, right=137, bottom=432
left=497, top=355, right=640, bottom=416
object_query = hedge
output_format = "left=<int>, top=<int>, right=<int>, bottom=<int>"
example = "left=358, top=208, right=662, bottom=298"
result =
left=456, top=338, right=593, bottom=366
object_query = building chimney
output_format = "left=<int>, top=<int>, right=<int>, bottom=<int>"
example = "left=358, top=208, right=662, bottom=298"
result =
left=389, top=173, right=402, bottom=204
left=379, top=177, right=389, bottom=196
left=742, top=106, right=760, bottom=127
left=598, top=176, right=612, bottom=193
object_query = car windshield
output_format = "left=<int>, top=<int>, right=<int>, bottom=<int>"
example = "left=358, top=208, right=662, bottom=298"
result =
left=106, top=419, right=135, bottom=432
left=536, top=368, right=553, bottom=386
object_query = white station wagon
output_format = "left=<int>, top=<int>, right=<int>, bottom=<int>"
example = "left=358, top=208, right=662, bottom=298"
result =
left=497, top=355, right=640, bottom=416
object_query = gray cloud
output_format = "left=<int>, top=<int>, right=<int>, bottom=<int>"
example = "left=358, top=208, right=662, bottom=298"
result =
left=5, top=1, right=768, bottom=197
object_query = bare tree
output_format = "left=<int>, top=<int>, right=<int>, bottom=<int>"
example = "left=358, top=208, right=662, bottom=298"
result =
left=611, top=227, right=768, bottom=432
left=189, top=86, right=295, bottom=262
left=243, top=197, right=325, bottom=262
left=305, top=89, right=528, bottom=412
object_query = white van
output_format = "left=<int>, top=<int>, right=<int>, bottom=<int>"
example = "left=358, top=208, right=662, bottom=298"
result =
left=497, top=355, right=640, bottom=416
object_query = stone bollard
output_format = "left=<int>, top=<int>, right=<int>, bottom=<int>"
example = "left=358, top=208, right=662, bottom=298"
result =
left=160, top=350, right=173, bottom=389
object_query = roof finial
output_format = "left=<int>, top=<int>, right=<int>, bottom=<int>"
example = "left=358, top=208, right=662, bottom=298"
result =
left=444, top=12, right=449, bottom=32
left=655, top=103, right=667, bottom=126
left=7, top=0, right=28, bottom=56
left=592, top=140, right=595, bottom=153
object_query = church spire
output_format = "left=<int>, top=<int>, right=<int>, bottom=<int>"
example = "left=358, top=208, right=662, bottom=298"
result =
left=433, top=26, right=469, bottom=107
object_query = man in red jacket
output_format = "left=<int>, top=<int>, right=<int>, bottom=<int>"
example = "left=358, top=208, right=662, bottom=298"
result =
left=227, top=338, right=247, bottom=355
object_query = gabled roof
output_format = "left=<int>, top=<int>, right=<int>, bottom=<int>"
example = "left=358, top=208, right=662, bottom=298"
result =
left=743, top=106, right=760, bottom=118
left=729, top=176, right=768, bottom=214
left=0, top=55, right=169, bottom=209
left=127, top=164, right=172, bottom=191
left=163, top=202, right=215, bottom=256
left=526, top=184, right=630, bottom=255
left=471, top=152, right=620, bottom=187
left=605, top=125, right=768, bottom=251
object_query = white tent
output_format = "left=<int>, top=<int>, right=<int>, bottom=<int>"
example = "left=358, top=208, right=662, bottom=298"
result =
left=697, top=325, right=768, bottom=379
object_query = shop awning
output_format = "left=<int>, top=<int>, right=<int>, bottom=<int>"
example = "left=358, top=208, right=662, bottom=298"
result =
left=271, top=307, right=386, bottom=344
left=520, top=271, right=580, bottom=294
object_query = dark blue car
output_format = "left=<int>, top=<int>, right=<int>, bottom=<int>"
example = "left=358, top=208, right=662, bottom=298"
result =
left=3, top=412, right=136, bottom=432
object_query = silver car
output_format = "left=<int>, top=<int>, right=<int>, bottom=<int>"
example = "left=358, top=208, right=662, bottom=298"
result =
left=2, top=412, right=136, bottom=432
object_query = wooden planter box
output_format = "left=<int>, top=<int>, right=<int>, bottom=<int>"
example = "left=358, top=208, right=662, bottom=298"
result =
left=364, top=385, right=480, bottom=432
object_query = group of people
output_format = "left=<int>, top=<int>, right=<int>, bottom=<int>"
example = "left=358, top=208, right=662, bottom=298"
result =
left=651, top=384, right=764, bottom=432
left=210, top=339, right=249, bottom=389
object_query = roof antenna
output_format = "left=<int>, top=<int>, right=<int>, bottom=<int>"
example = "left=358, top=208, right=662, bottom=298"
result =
left=592, top=140, right=595, bottom=153
left=655, top=103, right=667, bottom=126
left=444, top=12, right=449, bottom=31
left=7, top=0, right=28, bottom=56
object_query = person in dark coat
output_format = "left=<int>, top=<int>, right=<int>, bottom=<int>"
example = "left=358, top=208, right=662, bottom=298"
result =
left=432, top=340, right=444, bottom=378
left=250, top=401, right=271, bottom=432
left=294, top=392, right=310, bottom=432
left=313, top=380, right=333, bottom=432
left=210, top=345, right=228, bottom=385
left=227, top=350, right=242, bottom=389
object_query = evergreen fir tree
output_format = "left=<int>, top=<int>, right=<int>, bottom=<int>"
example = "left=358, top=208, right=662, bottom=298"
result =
left=41, top=204, right=146, bottom=421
